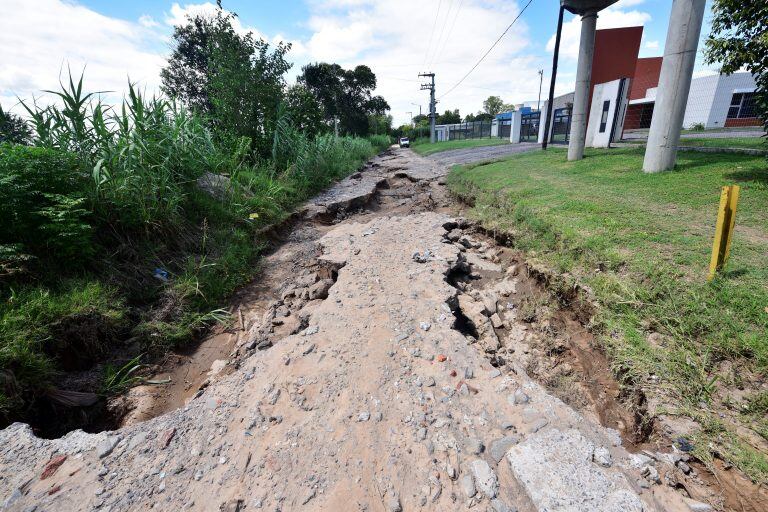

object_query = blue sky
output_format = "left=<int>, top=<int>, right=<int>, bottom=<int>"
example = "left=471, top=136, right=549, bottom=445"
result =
left=1, top=1, right=719, bottom=125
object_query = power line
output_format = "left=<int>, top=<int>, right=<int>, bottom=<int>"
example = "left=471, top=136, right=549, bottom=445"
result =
left=433, top=0, right=464, bottom=65
left=438, top=0, right=535, bottom=100
left=422, top=0, right=443, bottom=67
left=428, top=0, right=455, bottom=67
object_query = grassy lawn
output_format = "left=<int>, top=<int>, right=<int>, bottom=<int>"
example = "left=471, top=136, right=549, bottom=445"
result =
left=447, top=146, right=768, bottom=482
left=410, top=137, right=509, bottom=156
left=679, top=136, right=766, bottom=150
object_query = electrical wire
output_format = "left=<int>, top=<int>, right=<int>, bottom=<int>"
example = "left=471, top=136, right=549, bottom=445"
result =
left=432, top=0, right=464, bottom=66
left=422, top=0, right=443, bottom=68
left=438, top=0, right=535, bottom=99
left=427, top=0, right=455, bottom=67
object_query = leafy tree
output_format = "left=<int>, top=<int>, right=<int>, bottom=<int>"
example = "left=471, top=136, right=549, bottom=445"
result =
left=705, top=1, right=768, bottom=134
left=283, top=84, right=325, bottom=139
left=412, top=114, right=428, bottom=126
left=466, top=112, right=493, bottom=123
left=437, top=109, right=461, bottom=125
left=482, top=95, right=515, bottom=117
left=368, top=114, right=392, bottom=135
left=160, top=8, right=291, bottom=156
left=299, top=63, right=390, bottom=136
left=0, top=105, right=32, bottom=145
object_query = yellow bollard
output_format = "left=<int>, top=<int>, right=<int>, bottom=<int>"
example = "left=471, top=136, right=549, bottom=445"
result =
left=708, top=185, right=740, bottom=281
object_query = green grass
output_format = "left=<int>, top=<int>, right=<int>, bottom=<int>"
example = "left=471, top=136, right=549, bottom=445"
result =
left=679, top=136, right=766, bottom=150
left=447, top=146, right=768, bottom=482
left=410, top=137, right=509, bottom=156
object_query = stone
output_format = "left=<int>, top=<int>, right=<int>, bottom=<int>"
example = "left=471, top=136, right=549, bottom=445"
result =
left=489, top=435, right=520, bottom=463
left=481, top=292, right=498, bottom=316
left=678, top=461, right=692, bottom=474
left=684, top=499, right=713, bottom=512
left=465, top=437, right=484, bottom=455
left=309, top=279, right=334, bottom=300
left=470, top=459, right=499, bottom=499
left=97, top=436, right=120, bottom=459
left=428, top=475, right=442, bottom=502
left=491, top=498, right=513, bottom=512
left=425, top=376, right=436, bottom=387
left=420, top=322, right=431, bottom=331
left=529, top=418, right=549, bottom=433
left=459, top=474, right=476, bottom=498
left=490, top=313, right=503, bottom=329
left=357, top=411, right=370, bottom=422
left=507, top=429, right=644, bottom=512
left=40, top=455, right=67, bottom=480
left=641, top=465, right=660, bottom=484
left=510, top=389, right=530, bottom=405
left=386, top=493, right=402, bottom=512
left=593, top=446, right=612, bottom=467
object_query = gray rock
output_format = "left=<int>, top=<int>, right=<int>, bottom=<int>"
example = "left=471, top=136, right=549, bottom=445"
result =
left=593, top=446, right=612, bottom=467
left=489, top=435, right=520, bottom=463
left=511, top=389, right=530, bottom=405
left=490, top=313, right=503, bottom=329
left=459, top=474, right=476, bottom=498
left=470, top=459, right=499, bottom=498
left=686, top=500, right=713, bottom=512
left=491, top=498, right=514, bottom=512
left=429, top=475, right=442, bottom=502
left=97, top=436, right=121, bottom=458
left=357, top=411, right=371, bottom=422
left=386, top=493, right=402, bottom=512
left=309, top=279, right=333, bottom=300
left=465, top=437, right=484, bottom=455
left=419, top=322, right=431, bottom=331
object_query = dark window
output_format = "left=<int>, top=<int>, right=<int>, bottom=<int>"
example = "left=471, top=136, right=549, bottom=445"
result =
left=727, top=92, right=757, bottom=119
left=599, top=100, right=610, bottom=133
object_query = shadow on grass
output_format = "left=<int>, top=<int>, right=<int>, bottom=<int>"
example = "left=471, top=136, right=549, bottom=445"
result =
left=723, top=168, right=768, bottom=187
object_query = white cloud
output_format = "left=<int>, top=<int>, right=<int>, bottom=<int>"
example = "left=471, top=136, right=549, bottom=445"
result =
left=546, top=7, right=652, bottom=61
left=302, top=0, right=544, bottom=126
left=139, top=14, right=160, bottom=29
left=644, top=40, right=659, bottom=49
left=0, top=0, right=165, bottom=112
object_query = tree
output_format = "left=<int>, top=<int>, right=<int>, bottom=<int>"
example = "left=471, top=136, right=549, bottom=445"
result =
left=437, top=109, right=461, bottom=125
left=705, top=1, right=768, bottom=134
left=481, top=96, right=511, bottom=117
left=299, top=63, right=390, bottom=136
left=0, top=105, right=32, bottom=145
left=412, top=114, right=428, bottom=126
left=283, top=84, right=325, bottom=138
left=160, top=8, right=292, bottom=156
left=466, top=112, right=493, bottom=123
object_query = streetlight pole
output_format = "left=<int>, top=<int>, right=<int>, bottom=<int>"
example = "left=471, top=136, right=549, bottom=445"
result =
left=406, top=111, right=413, bottom=127
left=537, top=69, right=544, bottom=111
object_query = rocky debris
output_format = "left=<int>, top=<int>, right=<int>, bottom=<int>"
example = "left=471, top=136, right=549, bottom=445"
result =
left=96, top=435, right=120, bottom=458
left=489, top=435, right=520, bottom=463
left=465, top=437, right=485, bottom=455
left=507, top=428, right=644, bottom=511
left=470, top=459, right=499, bottom=498
left=40, top=455, right=67, bottom=479
left=460, top=474, right=476, bottom=498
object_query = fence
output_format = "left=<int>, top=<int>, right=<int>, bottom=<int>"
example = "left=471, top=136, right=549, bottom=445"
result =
left=441, top=121, right=493, bottom=141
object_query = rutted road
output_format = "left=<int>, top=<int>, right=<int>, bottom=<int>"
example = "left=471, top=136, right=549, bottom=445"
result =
left=1, top=148, right=698, bottom=511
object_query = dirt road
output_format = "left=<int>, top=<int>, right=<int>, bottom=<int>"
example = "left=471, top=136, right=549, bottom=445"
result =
left=1, top=148, right=707, bottom=511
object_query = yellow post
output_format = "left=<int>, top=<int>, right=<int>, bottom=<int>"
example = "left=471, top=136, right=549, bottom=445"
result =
left=708, top=185, right=740, bottom=281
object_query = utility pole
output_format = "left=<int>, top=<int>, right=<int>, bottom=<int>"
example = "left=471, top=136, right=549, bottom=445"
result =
left=537, top=69, right=543, bottom=111
left=643, top=0, right=706, bottom=173
left=542, top=5, right=564, bottom=151
left=406, top=111, right=413, bottom=127
left=411, top=103, right=422, bottom=117
left=419, top=72, right=436, bottom=143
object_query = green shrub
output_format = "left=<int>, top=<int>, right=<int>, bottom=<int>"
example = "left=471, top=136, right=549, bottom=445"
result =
left=0, top=144, right=93, bottom=272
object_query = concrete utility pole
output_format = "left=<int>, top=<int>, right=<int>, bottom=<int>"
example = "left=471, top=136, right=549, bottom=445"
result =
left=561, top=1, right=618, bottom=160
left=643, top=0, right=706, bottom=173
left=419, top=72, right=436, bottom=143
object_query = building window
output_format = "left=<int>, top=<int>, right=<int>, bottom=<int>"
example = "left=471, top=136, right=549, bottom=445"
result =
left=727, top=92, right=756, bottom=119
left=599, top=100, right=610, bottom=133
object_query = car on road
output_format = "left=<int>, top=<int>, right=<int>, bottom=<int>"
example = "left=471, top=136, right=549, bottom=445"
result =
left=399, top=137, right=410, bottom=148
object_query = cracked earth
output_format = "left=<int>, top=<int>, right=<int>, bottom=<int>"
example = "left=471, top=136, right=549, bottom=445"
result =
left=0, top=147, right=720, bottom=511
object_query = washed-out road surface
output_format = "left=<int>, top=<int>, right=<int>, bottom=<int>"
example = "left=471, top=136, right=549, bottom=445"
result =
left=1, top=147, right=704, bottom=511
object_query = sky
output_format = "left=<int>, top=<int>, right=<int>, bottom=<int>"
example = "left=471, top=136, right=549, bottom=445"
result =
left=1, top=0, right=720, bottom=126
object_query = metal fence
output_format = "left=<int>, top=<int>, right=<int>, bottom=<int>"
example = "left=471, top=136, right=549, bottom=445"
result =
left=444, top=121, right=493, bottom=140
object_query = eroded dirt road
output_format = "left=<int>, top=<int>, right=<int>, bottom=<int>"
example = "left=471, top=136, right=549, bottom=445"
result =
left=0, top=148, right=718, bottom=511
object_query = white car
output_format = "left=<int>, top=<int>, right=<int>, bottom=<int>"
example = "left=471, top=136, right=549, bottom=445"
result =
left=399, top=137, right=410, bottom=148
